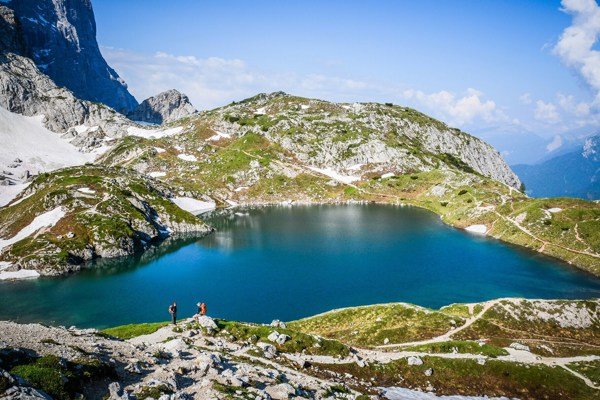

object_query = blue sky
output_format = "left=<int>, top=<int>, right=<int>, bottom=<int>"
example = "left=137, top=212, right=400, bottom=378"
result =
left=94, top=0, right=600, bottom=160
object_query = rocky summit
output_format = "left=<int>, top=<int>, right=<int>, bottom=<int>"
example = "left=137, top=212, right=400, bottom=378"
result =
left=6, top=0, right=138, bottom=114
left=128, top=89, right=198, bottom=125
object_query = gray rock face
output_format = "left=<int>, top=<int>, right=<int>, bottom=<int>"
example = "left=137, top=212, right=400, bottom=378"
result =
left=7, top=0, right=138, bottom=114
left=128, top=89, right=197, bottom=124
left=0, top=6, right=132, bottom=147
left=210, top=94, right=522, bottom=189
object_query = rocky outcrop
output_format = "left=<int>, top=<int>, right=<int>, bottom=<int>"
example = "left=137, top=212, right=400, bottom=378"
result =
left=128, top=89, right=197, bottom=124
left=208, top=93, right=522, bottom=189
left=0, top=319, right=358, bottom=400
left=7, top=0, right=138, bottom=114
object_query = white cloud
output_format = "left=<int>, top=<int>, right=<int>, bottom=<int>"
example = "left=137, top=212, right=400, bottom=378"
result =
left=101, top=47, right=379, bottom=110
left=553, top=0, right=600, bottom=106
left=402, top=88, right=500, bottom=126
left=557, top=93, right=591, bottom=115
left=534, top=100, right=561, bottom=123
left=546, top=134, right=564, bottom=152
left=519, top=93, right=532, bottom=104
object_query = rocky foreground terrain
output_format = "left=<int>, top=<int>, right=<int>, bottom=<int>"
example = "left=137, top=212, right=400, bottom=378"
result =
left=1, top=299, right=599, bottom=400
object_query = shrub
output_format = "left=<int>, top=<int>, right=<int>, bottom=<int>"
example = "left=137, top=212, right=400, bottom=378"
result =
left=11, top=356, right=74, bottom=400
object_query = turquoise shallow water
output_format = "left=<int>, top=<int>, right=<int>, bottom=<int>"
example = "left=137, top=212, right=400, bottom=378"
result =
left=1, top=204, right=600, bottom=329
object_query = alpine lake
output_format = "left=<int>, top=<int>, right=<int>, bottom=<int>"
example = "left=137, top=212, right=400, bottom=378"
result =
left=1, top=204, right=600, bottom=329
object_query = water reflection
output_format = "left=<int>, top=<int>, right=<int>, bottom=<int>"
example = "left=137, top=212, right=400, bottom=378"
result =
left=83, top=235, right=205, bottom=276
left=1, top=204, right=599, bottom=329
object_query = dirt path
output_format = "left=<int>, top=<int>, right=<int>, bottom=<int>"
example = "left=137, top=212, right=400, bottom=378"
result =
left=288, top=299, right=600, bottom=390
left=493, top=210, right=600, bottom=259
left=375, top=299, right=500, bottom=349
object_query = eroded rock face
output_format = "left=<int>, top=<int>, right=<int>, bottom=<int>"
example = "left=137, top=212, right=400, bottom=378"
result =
left=128, top=89, right=197, bottom=125
left=7, top=0, right=138, bottom=114
left=0, top=6, right=132, bottom=147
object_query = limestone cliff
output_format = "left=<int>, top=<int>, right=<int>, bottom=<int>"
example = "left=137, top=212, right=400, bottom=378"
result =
left=0, top=5, right=132, bottom=148
left=7, top=0, right=138, bottom=113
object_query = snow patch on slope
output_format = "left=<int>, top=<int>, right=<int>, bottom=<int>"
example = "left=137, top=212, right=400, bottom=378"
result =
left=177, top=154, right=197, bottom=162
left=0, top=207, right=65, bottom=251
left=465, top=225, right=487, bottom=234
left=0, top=107, right=92, bottom=179
left=171, top=197, right=215, bottom=215
left=0, top=183, right=30, bottom=207
left=307, top=166, right=360, bottom=184
left=127, top=126, right=183, bottom=139
left=383, top=387, right=512, bottom=400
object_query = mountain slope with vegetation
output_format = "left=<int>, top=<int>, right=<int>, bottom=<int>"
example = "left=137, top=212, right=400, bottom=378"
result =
left=97, top=92, right=600, bottom=276
left=0, top=165, right=212, bottom=276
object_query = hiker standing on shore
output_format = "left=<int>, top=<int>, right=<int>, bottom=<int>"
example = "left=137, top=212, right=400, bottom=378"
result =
left=168, top=302, right=177, bottom=325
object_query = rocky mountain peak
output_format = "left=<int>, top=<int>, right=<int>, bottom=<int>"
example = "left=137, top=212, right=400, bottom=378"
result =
left=0, top=5, right=25, bottom=57
left=582, top=133, right=599, bottom=162
left=7, top=0, right=138, bottom=114
left=128, top=89, right=197, bottom=124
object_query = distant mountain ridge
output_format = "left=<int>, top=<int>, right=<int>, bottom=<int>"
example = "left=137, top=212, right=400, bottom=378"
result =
left=513, top=134, right=600, bottom=200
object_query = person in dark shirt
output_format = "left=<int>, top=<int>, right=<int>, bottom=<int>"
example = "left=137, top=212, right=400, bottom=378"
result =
left=168, top=301, right=177, bottom=325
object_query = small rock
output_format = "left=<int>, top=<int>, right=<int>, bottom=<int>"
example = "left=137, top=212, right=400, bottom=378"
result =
left=124, top=362, right=142, bottom=374
left=161, top=338, right=188, bottom=356
left=424, top=368, right=433, bottom=376
left=184, top=329, right=197, bottom=338
left=268, top=331, right=280, bottom=342
left=275, top=334, right=291, bottom=345
left=66, top=231, right=75, bottom=238
left=383, top=338, right=390, bottom=345
left=284, top=354, right=309, bottom=369
left=107, top=382, right=134, bottom=400
left=510, top=342, right=530, bottom=352
left=265, top=383, right=295, bottom=400
left=270, top=319, right=287, bottom=329
left=196, top=315, right=218, bottom=330
left=257, top=342, right=277, bottom=358
left=407, top=356, right=423, bottom=366
left=477, top=357, right=486, bottom=365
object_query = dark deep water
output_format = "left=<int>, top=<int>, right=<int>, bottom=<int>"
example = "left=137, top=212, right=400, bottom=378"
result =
left=1, top=204, right=599, bottom=329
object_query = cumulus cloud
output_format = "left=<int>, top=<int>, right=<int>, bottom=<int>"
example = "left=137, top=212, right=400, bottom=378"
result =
left=546, top=134, right=564, bottom=152
left=519, top=93, right=532, bottom=104
left=402, top=88, right=500, bottom=126
left=553, top=0, right=600, bottom=106
left=101, top=47, right=378, bottom=110
left=557, top=93, right=591, bottom=115
left=534, top=100, right=561, bottom=123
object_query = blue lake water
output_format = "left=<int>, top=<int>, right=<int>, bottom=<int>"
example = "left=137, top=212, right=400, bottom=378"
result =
left=1, top=204, right=600, bottom=329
